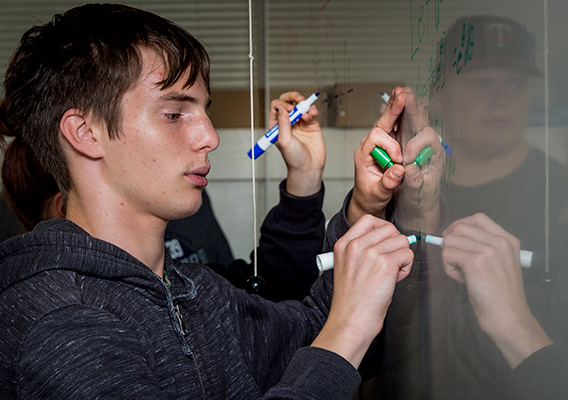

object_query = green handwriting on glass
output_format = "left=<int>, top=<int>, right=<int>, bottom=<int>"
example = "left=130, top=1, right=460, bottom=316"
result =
left=451, top=22, right=475, bottom=75
left=410, top=0, right=444, bottom=61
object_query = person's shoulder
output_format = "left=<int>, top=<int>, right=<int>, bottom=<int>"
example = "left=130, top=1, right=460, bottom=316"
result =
left=0, top=269, right=95, bottom=347
left=1, top=219, right=160, bottom=301
left=1, top=268, right=85, bottom=305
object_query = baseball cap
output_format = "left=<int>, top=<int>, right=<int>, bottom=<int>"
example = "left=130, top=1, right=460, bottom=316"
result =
left=440, top=15, right=542, bottom=77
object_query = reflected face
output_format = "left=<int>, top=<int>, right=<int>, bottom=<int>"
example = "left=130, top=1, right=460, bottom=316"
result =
left=440, top=68, right=531, bottom=156
left=99, top=48, right=219, bottom=222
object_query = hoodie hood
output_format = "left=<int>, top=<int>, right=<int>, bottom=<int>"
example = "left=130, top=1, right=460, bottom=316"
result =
left=0, top=219, right=166, bottom=299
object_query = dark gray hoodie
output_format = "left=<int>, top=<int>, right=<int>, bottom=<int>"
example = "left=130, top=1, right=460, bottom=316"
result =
left=0, top=218, right=361, bottom=399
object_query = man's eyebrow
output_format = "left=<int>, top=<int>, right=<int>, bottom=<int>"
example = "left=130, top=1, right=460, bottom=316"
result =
left=158, top=92, right=211, bottom=108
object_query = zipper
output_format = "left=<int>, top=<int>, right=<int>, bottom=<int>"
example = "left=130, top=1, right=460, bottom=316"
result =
left=174, top=302, right=207, bottom=400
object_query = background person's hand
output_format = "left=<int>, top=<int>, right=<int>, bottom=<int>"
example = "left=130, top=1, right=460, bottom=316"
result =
left=441, top=213, right=552, bottom=368
left=271, top=91, right=325, bottom=197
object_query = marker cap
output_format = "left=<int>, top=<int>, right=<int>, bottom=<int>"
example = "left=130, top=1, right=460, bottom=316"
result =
left=316, top=252, right=334, bottom=272
left=520, top=250, right=533, bottom=268
left=407, top=234, right=418, bottom=245
left=424, top=235, right=444, bottom=246
left=413, top=146, right=434, bottom=168
left=371, top=147, right=394, bottom=169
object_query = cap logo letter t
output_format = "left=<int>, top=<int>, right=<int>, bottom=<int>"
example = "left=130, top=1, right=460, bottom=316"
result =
left=485, top=23, right=513, bottom=48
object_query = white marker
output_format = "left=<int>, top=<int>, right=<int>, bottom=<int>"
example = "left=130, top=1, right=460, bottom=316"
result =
left=316, top=235, right=418, bottom=272
left=247, top=92, right=320, bottom=159
left=381, top=92, right=390, bottom=103
left=424, top=234, right=533, bottom=268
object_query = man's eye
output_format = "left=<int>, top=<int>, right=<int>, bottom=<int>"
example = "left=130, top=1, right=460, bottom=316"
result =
left=165, top=113, right=182, bottom=121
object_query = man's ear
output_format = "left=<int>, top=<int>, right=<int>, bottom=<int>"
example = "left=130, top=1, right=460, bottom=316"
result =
left=52, top=192, right=67, bottom=219
left=60, top=108, right=104, bottom=159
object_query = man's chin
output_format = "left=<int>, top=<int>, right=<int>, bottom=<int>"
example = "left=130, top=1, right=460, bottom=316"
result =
left=166, top=199, right=203, bottom=221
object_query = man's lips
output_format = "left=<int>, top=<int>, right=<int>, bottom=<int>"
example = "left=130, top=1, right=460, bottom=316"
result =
left=185, top=166, right=210, bottom=187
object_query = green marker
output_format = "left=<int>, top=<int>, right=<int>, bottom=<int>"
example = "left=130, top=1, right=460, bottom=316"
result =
left=412, top=146, right=434, bottom=169
left=371, top=147, right=394, bottom=169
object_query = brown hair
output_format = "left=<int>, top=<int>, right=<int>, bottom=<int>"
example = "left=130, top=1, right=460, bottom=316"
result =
left=0, top=3, right=210, bottom=195
left=1, top=135, right=59, bottom=231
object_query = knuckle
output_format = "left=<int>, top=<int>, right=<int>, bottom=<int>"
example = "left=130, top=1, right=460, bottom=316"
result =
left=358, top=214, right=377, bottom=225
left=470, top=252, right=485, bottom=268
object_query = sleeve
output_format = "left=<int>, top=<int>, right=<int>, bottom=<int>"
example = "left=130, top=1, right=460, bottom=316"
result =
left=219, top=262, right=363, bottom=399
left=261, top=347, right=361, bottom=400
left=254, top=180, right=326, bottom=302
left=507, top=343, right=568, bottom=400
left=17, top=305, right=164, bottom=400
left=322, top=189, right=353, bottom=253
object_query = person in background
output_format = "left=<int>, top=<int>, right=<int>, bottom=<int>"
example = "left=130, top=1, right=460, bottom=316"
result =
left=0, top=191, right=25, bottom=239
left=421, top=15, right=568, bottom=400
left=1, top=136, right=66, bottom=231
left=431, top=15, right=568, bottom=272
left=0, top=4, right=414, bottom=398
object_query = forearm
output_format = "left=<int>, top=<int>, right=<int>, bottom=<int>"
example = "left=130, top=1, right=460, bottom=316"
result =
left=488, top=313, right=553, bottom=370
left=257, top=180, right=325, bottom=301
left=311, top=316, right=381, bottom=369
left=285, top=166, right=323, bottom=197
left=322, top=190, right=353, bottom=253
left=347, top=187, right=388, bottom=226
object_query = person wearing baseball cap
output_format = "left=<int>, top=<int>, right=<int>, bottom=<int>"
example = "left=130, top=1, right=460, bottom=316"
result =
left=377, top=15, right=568, bottom=400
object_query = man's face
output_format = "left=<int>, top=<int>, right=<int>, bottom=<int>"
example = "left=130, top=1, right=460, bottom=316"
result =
left=99, top=48, right=219, bottom=222
left=440, top=68, right=531, bottom=157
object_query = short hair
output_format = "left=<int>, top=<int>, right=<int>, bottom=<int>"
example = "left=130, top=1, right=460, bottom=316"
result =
left=0, top=3, right=210, bottom=195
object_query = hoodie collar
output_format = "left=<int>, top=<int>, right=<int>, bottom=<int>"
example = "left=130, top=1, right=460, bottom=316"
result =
left=0, top=219, right=166, bottom=298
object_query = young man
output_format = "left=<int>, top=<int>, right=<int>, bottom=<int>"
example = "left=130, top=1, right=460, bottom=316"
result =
left=0, top=4, right=413, bottom=399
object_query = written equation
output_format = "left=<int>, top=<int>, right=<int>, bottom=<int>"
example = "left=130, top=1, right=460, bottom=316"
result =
left=410, top=0, right=475, bottom=101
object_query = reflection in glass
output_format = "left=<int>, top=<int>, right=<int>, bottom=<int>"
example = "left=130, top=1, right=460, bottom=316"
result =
left=382, top=14, right=568, bottom=400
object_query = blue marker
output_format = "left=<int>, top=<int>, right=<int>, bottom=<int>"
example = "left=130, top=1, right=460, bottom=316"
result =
left=248, top=92, right=320, bottom=159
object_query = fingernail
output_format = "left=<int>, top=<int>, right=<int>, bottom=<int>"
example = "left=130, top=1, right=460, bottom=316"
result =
left=390, top=168, right=404, bottom=180
left=405, top=166, right=419, bottom=179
